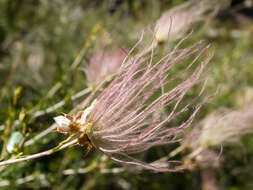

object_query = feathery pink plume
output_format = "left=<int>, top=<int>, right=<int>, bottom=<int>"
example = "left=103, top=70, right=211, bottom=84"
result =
left=55, top=31, right=212, bottom=172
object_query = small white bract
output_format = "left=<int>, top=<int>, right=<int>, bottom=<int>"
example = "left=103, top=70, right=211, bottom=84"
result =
left=78, top=99, right=97, bottom=126
left=54, top=115, right=71, bottom=133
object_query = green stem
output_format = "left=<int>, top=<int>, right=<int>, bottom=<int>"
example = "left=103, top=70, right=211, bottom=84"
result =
left=0, top=139, right=77, bottom=167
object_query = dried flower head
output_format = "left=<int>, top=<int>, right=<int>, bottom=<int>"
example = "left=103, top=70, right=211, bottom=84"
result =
left=55, top=32, right=212, bottom=172
left=84, top=47, right=125, bottom=86
left=184, top=107, right=253, bottom=150
left=155, top=0, right=219, bottom=43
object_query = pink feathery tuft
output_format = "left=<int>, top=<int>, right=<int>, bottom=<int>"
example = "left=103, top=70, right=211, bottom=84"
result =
left=84, top=47, right=125, bottom=86
left=80, top=31, right=213, bottom=172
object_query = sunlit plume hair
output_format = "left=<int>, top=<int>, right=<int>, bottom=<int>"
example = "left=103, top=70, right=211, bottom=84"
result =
left=55, top=31, right=212, bottom=172
left=181, top=107, right=253, bottom=170
left=155, top=0, right=220, bottom=43
left=184, top=107, right=253, bottom=150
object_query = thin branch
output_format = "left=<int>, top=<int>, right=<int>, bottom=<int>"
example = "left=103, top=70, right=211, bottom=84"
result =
left=0, top=139, right=77, bottom=167
left=32, top=87, right=91, bottom=118
left=0, top=174, right=49, bottom=187
left=100, top=167, right=125, bottom=174
left=24, top=124, right=57, bottom=146
left=0, top=166, right=125, bottom=187
left=71, top=24, right=100, bottom=69
left=62, top=167, right=125, bottom=175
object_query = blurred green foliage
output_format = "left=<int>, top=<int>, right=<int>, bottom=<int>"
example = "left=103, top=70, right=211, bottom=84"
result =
left=1, top=0, right=253, bottom=189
